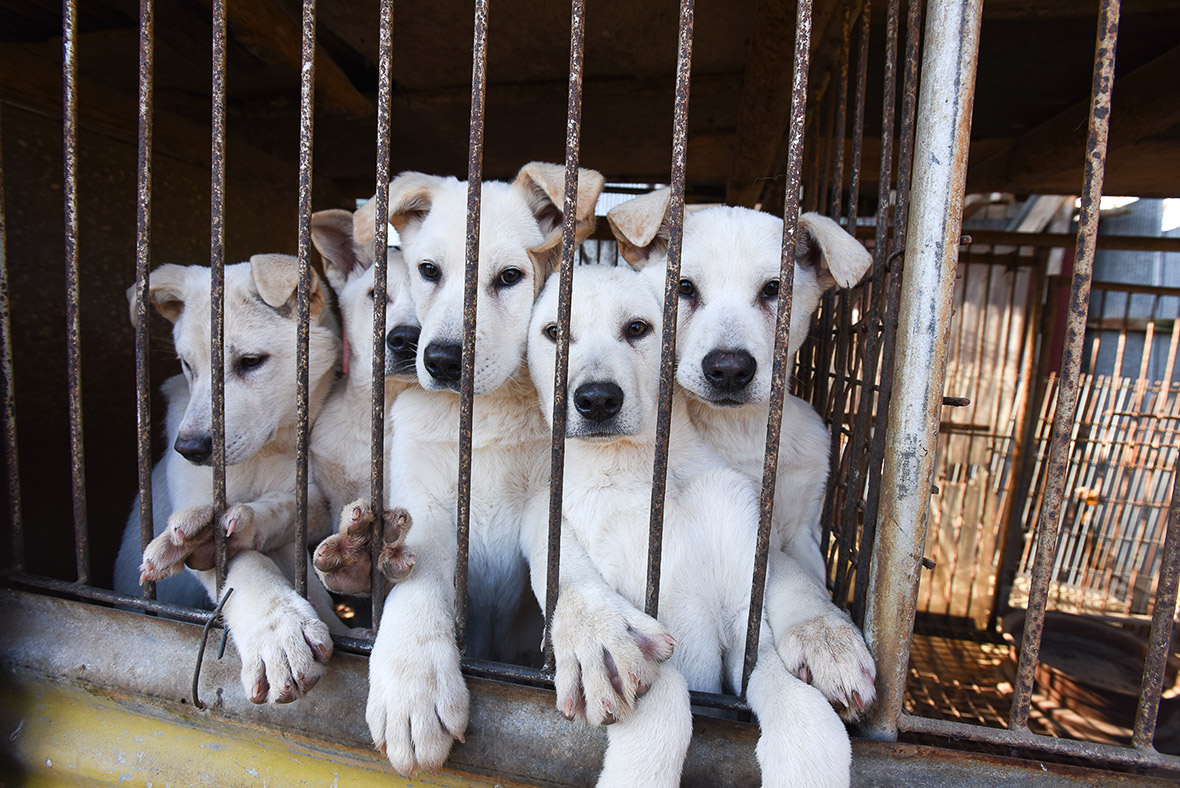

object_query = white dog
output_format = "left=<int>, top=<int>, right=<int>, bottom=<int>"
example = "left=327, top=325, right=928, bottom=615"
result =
left=363, top=163, right=679, bottom=775
left=608, top=189, right=878, bottom=716
left=306, top=205, right=419, bottom=595
left=528, top=264, right=851, bottom=787
left=113, top=254, right=342, bottom=704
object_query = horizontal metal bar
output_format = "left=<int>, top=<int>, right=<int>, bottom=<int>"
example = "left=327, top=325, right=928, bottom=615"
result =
left=6, top=572, right=214, bottom=624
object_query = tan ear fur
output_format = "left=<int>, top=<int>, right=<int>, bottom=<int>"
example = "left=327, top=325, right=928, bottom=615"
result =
left=250, top=253, right=328, bottom=318
left=127, top=263, right=191, bottom=325
left=515, top=162, right=606, bottom=281
left=312, top=209, right=373, bottom=293
left=796, top=213, right=873, bottom=290
left=385, top=172, right=447, bottom=241
left=606, top=187, right=672, bottom=268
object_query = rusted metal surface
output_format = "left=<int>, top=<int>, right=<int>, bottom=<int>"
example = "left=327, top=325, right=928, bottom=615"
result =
left=644, top=0, right=694, bottom=620
left=862, top=0, right=984, bottom=741
left=1010, top=0, right=1120, bottom=732
left=62, top=0, right=90, bottom=585
left=455, top=0, right=490, bottom=651
left=542, top=0, right=586, bottom=671
left=9, top=572, right=215, bottom=624
left=740, top=0, right=812, bottom=693
left=828, top=8, right=851, bottom=219
left=134, top=0, right=156, bottom=600
left=293, top=0, right=316, bottom=600
left=0, top=101, right=22, bottom=571
left=369, top=0, right=394, bottom=631
left=210, top=0, right=229, bottom=592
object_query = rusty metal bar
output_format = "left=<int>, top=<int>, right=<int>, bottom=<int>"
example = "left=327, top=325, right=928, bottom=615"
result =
left=456, top=0, right=490, bottom=652
left=133, top=0, right=156, bottom=599
left=1010, top=0, right=1120, bottom=731
left=0, top=99, right=21, bottom=572
left=846, top=2, right=870, bottom=229
left=1132, top=399, right=1180, bottom=749
left=10, top=572, right=216, bottom=624
left=740, top=0, right=812, bottom=693
left=369, top=0, right=393, bottom=631
left=293, top=0, right=317, bottom=600
left=209, top=0, right=229, bottom=592
left=62, top=0, right=90, bottom=584
left=861, top=0, right=983, bottom=740
left=644, top=0, right=694, bottom=620
left=828, top=8, right=852, bottom=220
left=542, top=0, right=586, bottom=671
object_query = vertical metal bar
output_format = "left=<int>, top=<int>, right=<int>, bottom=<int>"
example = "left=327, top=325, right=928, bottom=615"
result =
left=828, top=8, right=852, bottom=220
left=210, top=0, right=229, bottom=591
left=543, top=0, right=586, bottom=671
left=740, top=0, right=812, bottom=693
left=1009, top=0, right=1119, bottom=731
left=134, top=0, right=156, bottom=599
left=456, top=0, right=490, bottom=652
left=369, top=0, right=393, bottom=631
left=0, top=100, right=22, bottom=571
left=62, top=0, right=90, bottom=584
left=644, top=0, right=694, bottom=620
left=293, top=0, right=317, bottom=599
left=861, top=0, right=983, bottom=740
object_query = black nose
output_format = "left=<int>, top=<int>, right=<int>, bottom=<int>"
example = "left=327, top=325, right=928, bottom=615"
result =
left=174, top=433, right=212, bottom=464
left=387, top=324, right=420, bottom=365
left=423, top=341, right=462, bottom=385
left=701, top=349, right=756, bottom=393
left=573, top=381, right=624, bottom=423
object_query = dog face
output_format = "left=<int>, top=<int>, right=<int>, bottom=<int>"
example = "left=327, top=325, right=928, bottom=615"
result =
left=387, top=162, right=604, bottom=396
left=131, top=255, right=339, bottom=465
left=608, top=190, right=872, bottom=406
left=311, top=208, right=419, bottom=380
left=529, top=265, right=663, bottom=440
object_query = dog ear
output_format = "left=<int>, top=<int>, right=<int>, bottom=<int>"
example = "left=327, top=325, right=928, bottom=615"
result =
left=312, top=209, right=373, bottom=293
left=127, top=263, right=190, bottom=325
left=796, top=213, right=873, bottom=290
left=515, top=162, right=606, bottom=278
left=606, top=187, right=672, bottom=268
left=250, top=253, right=327, bottom=318
left=379, top=172, right=448, bottom=247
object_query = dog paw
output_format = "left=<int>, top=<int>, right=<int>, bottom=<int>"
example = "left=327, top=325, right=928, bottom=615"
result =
left=550, top=588, right=676, bottom=726
left=139, top=504, right=258, bottom=583
left=230, top=586, right=333, bottom=704
left=313, top=500, right=415, bottom=595
left=367, top=631, right=468, bottom=774
left=776, top=612, right=876, bottom=719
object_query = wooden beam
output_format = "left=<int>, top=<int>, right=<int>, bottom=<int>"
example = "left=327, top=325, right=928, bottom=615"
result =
left=966, top=45, right=1180, bottom=194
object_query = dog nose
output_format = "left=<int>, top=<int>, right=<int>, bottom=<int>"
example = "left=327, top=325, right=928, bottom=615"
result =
left=573, top=381, right=624, bottom=423
left=387, top=324, right=420, bottom=363
left=423, top=341, right=462, bottom=385
left=702, top=349, right=757, bottom=393
left=174, top=433, right=213, bottom=464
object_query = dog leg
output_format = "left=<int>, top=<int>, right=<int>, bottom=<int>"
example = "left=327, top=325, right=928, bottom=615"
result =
left=596, top=665, right=691, bottom=788
left=313, top=500, right=414, bottom=595
left=764, top=550, right=876, bottom=719
left=746, top=625, right=851, bottom=788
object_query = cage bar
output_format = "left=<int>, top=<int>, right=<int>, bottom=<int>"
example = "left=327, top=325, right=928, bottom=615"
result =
left=0, top=99, right=20, bottom=572
left=210, top=0, right=229, bottom=592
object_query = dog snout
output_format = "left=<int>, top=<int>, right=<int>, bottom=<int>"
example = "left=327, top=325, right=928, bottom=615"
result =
left=701, top=349, right=757, bottom=393
left=423, top=341, right=463, bottom=386
left=174, top=432, right=213, bottom=464
left=387, top=324, right=420, bottom=366
left=573, top=381, right=624, bottom=424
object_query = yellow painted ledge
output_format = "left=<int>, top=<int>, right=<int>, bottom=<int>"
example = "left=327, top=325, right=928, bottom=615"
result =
left=1, top=679, right=527, bottom=788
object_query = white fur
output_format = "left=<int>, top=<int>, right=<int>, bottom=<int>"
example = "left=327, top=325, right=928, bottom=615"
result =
left=527, top=265, right=850, bottom=787
left=113, top=256, right=344, bottom=704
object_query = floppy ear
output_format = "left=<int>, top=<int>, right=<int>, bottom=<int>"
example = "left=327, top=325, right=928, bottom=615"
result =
left=796, top=212, right=873, bottom=290
left=250, top=253, right=327, bottom=318
left=312, top=209, right=374, bottom=294
left=606, top=187, right=672, bottom=269
left=383, top=172, right=448, bottom=247
left=127, top=263, right=191, bottom=325
left=514, top=162, right=605, bottom=280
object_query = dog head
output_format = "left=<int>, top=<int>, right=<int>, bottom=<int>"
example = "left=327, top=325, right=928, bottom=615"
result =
left=311, top=207, right=419, bottom=381
left=608, top=189, right=871, bottom=406
left=388, top=162, right=604, bottom=396
left=129, top=255, right=340, bottom=465
left=529, top=265, right=663, bottom=441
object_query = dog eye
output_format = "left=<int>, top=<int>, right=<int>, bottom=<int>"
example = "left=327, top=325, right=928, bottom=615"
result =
left=678, top=279, right=695, bottom=297
left=237, top=354, right=269, bottom=372
left=496, top=268, right=524, bottom=288
left=544, top=324, right=559, bottom=342
left=366, top=289, right=375, bottom=300
left=419, top=261, right=440, bottom=282
left=761, top=280, right=780, bottom=298
left=625, top=320, right=650, bottom=339
left=179, top=358, right=193, bottom=376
